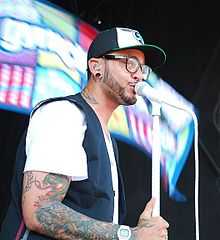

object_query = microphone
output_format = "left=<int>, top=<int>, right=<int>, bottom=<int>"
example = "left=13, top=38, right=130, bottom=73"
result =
left=135, top=81, right=163, bottom=104
left=135, top=81, right=191, bottom=112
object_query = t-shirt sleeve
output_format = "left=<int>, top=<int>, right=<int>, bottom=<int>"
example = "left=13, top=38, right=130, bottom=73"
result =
left=24, top=100, right=88, bottom=181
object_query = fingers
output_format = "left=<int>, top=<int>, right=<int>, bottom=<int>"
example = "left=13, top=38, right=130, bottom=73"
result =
left=134, top=221, right=169, bottom=240
left=139, top=215, right=169, bottom=230
left=164, top=219, right=169, bottom=228
left=139, top=198, right=169, bottom=229
left=160, top=229, right=168, bottom=237
left=137, top=198, right=169, bottom=240
left=157, top=216, right=169, bottom=229
left=140, top=198, right=156, bottom=219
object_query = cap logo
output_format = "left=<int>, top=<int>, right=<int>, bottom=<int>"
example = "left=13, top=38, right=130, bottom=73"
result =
left=116, top=28, right=145, bottom=48
left=133, top=30, right=144, bottom=44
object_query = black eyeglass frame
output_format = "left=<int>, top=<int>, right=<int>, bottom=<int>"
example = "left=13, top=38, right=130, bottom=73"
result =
left=102, top=54, right=152, bottom=80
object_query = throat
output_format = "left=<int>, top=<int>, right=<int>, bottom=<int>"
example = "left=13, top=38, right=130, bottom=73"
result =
left=81, top=88, right=98, bottom=104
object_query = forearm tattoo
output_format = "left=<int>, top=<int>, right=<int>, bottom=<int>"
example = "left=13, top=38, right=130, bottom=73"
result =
left=23, top=172, right=119, bottom=239
left=36, top=201, right=119, bottom=240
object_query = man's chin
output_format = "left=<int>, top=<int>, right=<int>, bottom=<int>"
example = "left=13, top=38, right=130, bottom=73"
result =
left=121, top=97, right=137, bottom=106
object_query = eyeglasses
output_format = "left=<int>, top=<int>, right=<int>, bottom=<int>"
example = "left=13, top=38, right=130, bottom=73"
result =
left=102, top=54, right=152, bottom=80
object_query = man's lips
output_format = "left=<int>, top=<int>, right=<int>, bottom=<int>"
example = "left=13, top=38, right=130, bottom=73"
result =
left=128, top=82, right=137, bottom=94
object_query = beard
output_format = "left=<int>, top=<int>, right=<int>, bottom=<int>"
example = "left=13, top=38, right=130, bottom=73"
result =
left=103, top=73, right=137, bottom=105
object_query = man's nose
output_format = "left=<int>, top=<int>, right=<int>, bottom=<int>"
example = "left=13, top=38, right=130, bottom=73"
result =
left=131, top=69, right=144, bottom=82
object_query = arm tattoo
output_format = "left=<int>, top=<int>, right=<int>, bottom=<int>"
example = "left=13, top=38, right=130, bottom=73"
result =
left=23, top=172, right=70, bottom=207
left=23, top=172, right=119, bottom=239
left=35, top=201, right=120, bottom=240
left=23, top=172, right=61, bottom=193
left=42, top=174, right=70, bottom=200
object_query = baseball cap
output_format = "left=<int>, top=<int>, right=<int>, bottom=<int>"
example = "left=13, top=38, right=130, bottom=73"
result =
left=87, top=27, right=166, bottom=68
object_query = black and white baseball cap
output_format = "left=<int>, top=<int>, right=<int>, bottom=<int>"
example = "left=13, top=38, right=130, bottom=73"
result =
left=87, top=27, right=166, bottom=68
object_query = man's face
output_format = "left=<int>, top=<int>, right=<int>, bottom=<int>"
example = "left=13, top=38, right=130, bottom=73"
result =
left=102, top=49, right=145, bottom=105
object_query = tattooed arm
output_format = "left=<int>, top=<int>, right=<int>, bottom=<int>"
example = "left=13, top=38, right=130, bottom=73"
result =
left=22, top=171, right=169, bottom=240
left=22, top=171, right=121, bottom=239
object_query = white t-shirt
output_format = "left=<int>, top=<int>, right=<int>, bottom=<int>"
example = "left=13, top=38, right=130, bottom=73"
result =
left=24, top=100, right=119, bottom=223
left=103, top=133, right=119, bottom=224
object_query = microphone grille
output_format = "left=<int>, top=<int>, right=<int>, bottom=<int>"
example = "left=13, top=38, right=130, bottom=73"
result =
left=135, top=81, right=146, bottom=95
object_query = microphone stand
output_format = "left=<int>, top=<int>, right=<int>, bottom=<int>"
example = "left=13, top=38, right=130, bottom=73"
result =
left=150, top=100, right=162, bottom=216
left=136, top=81, right=200, bottom=239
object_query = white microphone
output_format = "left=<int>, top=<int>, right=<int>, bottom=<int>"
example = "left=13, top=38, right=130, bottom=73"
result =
left=135, top=81, right=163, bottom=103
left=135, top=81, right=190, bottom=112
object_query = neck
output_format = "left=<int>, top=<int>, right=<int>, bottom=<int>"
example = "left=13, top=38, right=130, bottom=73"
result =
left=81, top=83, right=118, bottom=129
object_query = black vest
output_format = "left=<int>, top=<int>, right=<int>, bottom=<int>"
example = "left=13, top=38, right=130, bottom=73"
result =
left=0, top=93, right=126, bottom=239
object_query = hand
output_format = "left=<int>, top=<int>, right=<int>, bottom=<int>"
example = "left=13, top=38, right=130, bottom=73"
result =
left=131, top=198, right=169, bottom=240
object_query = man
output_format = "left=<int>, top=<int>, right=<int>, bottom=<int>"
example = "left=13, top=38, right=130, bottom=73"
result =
left=0, top=27, right=169, bottom=239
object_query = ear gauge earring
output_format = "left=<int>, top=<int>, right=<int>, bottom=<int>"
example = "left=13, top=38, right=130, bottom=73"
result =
left=95, top=72, right=101, bottom=78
